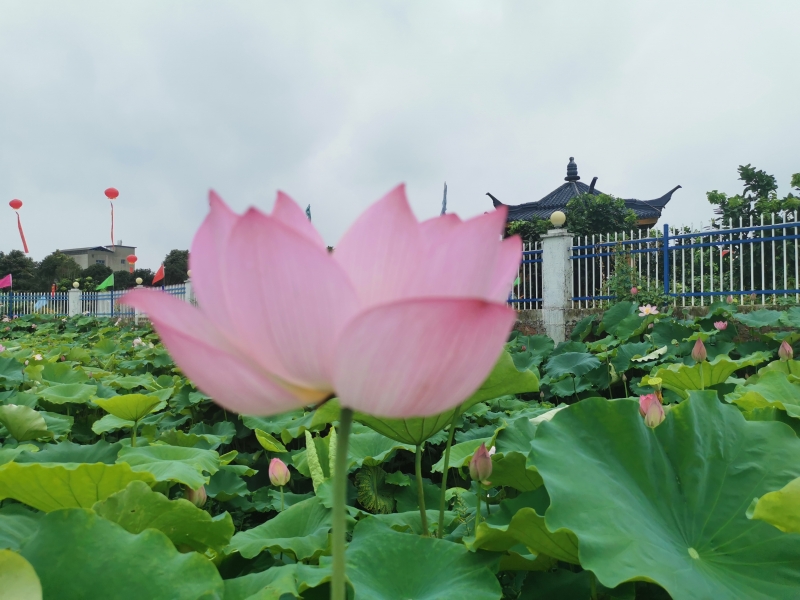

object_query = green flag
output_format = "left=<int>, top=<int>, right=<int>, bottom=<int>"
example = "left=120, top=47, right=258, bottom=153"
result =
left=96, top=273, right=114, bottom=290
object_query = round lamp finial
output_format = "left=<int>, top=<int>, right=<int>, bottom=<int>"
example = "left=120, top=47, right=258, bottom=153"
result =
left=72, top=281, right=80, bottom=289
left=135, top=277, right=143, bottom=285
left=550, top=211, right=566, bottom=228
left=187, top=269, right=192, bottom=278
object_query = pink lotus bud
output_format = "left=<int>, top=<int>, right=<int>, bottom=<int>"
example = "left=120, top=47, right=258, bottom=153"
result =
left=648, top=323, right=654, bottom=329
left=520, top=345, right=526, bottom=352
left=269, top=458, right=291, bottom=487
left=727, top=295, right=734, bottom=304
left=184, top=485, right=207, bottom=507
left=644, top=401, right=665, bottom=428
left=638, top=394, right=659, bottom=417
left=691, top=339, right=707, bottom=362
left=713, top=321, right=727, bottom=331
left=0, top=345, right=5, bottom=353
left=779, top=341, right=794, bottom=361
left=630, top=286, right=638, bottom=295
left=469, top=443, right=493, bottom=483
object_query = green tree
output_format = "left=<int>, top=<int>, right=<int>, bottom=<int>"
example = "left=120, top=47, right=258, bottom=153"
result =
left=115, top=268, right=155, bottom=289
left=163, top=250, right=189, bottom=285
left=505, top=218, right=551, bottom=244
left=565, top=193, right=637, bottom=236
left=35, top=252, right=82, bottom=291
left=82, top=263, right=113, bottom=285
left=0, top=250, right=38, bottom=291
left=707, top=164, right=800, bottom=224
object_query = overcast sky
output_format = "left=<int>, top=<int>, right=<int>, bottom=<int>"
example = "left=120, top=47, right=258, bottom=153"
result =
left=1, top=1, right=798, bottom=269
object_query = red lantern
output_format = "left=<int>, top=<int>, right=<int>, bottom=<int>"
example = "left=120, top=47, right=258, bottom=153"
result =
left=105, top=187, right=119, bottom=246
left=8, top=199, right=28, bottom=253
left=105, top=188, right=119, bottom=200
left=127, top=254, right=138, bottom=273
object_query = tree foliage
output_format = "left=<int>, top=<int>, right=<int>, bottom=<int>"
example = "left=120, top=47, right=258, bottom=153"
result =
left=0, top=250, right=37, bottom=291
left=565, top=193, right=637, bottom=236
left=163, top=250, right=189, bottom=286
left=707, top=164, right=800, bottom=224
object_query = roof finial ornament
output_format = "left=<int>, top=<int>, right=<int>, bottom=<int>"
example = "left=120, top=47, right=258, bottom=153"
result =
left=565, top=157, right=580, bottom=181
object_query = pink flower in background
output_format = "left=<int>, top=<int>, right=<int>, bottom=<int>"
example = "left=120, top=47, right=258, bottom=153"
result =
left=713, top=321, right=728, bottom=331
left=630, top=287, right=638, bottom=295
left=269, top=458, right=291, bottom=487
left=133, top=338, right=144, bottom=347
left=779, top=341, right=794, bottom=361
left=638, top=304, right=659, bottom=317
left=639, top=394, right=665, bottom=428
left=727, top=295, right=735, bottom=304
left=123, top=186, right=520, bottom=418
left=0, top=345, right=5, bottom=352
left=469, top=443, right=494, bottom=483
left=33, top=354, right=42, bottom=361
left=691, top=339, right=707, bottom=362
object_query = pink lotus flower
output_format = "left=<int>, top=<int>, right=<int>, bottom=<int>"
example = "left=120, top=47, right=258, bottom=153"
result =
left=122, top=187, right=519, bottom=418
left=638, top=304, right=659, bottom=317
left=779, top=341, right=794, bottom=361
left=713, top=321, right=727, bottom=331
left=0, top=345, right=5, bottom=353
left=469, top=443, right=493, bottom=483
left=269, top=458, right=291, bottom=487
left=639, top=394, right=664, bottom=428
left=691, top=339, right=707, bottom=362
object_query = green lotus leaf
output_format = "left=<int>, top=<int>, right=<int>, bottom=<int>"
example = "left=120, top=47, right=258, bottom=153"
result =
left=468, top=488, right=579, bottom=563
left=355, top=350, right=539, bottom=445
left=726, top=370, right=800, bottom=418
left=748, top=476, right=800, bottom=535
left=93, top=393, right=163, bottom=422
left=780, top=307, right=800, bottom=328
left=0, top=549, right=42, bottom=600
left=653, top=352, right=770, bottom=398
left=431, top=437, right=492, bottom=473
left=498, top=545, right=557, bottom=573
left=36, top=383, right=96, bottom=405
left=488, top=418, right=543, bottom=491
left=614, top=313, right=651, bottom=341
left=223, top=564, right=331, bottom=600
left=39, top=362, right=88, bottom=385
left=345, top=518, right=502, bottom=600
left=117, top=445, right=220, bottom=489
left=759, top=359, right=800, bottom=378
left=241, top=402, right=337, bottom=444
left=0, top=357, right=25, bottom=385
left=0, top=404, right=51, bottom=442
left=610, top=342, right=652, bottom=373
left=255, top=428, right=288, bottom=452
left=368, top=510, right=457, bottom=535
left=93, top=480, right=234, bottom=553
left=545, top=352, right=601, bottom=380
left=19, top=509, right=223, bottom=600
left=531, top=393, right=800, bottom=598
left=347, top=429, right=414, bottom=469
left=734, top=309, right=784, bottom=328
left=92, top=413, right=134, bottom=434
left=0, top=504, right=42, bottom=551
left=599, top=301, right=637, bottom=334
left=206, top=466, right=249, bottom=502
left=630, top=345, right=667, bottom=363
left=13, top=440, right=120, bottom=464
left=0, top=462, right=155, bottom=512
left=227, top=496, right=331, bottom=560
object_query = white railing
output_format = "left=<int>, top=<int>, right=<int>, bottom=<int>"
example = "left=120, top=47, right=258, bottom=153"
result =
left=509, top=242, right=542, bottom=310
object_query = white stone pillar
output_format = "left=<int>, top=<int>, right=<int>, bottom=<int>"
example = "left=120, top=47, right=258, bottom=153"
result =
left=185, top=279, right=194, bottom=305
left=68, top=287, right=81, bottom=317
left=134, top=284, right=143, bottom=325
left=541, top=228, right=572, bottom=343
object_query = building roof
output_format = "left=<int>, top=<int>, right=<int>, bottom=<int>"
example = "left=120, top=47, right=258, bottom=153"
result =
left=60, top=245, right=135, bottom=255
left=488, top=157, right=681, bottom=223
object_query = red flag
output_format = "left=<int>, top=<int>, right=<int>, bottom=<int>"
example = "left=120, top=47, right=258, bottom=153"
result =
left=152, top=264, right=165, bottom=284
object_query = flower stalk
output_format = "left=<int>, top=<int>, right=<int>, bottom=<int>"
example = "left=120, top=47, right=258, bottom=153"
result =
left=415, top=443, right=429, bottom=536
left=437, top=407, right=460, bottom=539
left=331, top=407, right=353, bottom=600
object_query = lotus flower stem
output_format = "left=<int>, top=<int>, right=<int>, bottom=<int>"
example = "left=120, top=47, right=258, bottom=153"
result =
left=475, top=488, right=482, bottom=532
left=415, top=443, right=429, bottom=536
left=437, top=407, right=460, bottom=539
left=131, top=419, right=139, bottom=448
left=280, top=486, right=284, bottom=512
left=331, top=407, right=353, bottom=600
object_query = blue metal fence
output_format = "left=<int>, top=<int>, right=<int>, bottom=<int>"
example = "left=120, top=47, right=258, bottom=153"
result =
left=509, top=243, right=543, bottom=309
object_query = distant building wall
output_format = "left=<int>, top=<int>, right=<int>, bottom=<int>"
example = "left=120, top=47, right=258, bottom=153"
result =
left=61, top=245, right=137, bottom=272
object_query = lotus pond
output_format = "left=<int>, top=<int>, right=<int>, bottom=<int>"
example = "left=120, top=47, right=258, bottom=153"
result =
left=3, top=302, right=800, bottom=599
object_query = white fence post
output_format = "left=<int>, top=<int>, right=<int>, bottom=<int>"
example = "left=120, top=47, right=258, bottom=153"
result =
left=541, top=228, right=572, bottom=343
left=134, top=284, right=143, bottom=325
left=185, top=278, right=194, bottom=305
left=68, top=287, right=81, bottom=317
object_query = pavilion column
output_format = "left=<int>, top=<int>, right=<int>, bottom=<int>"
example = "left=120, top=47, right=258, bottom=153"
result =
left=541, top=228, right=572, bottom=343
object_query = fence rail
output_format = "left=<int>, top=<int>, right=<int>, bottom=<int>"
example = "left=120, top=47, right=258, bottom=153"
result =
left=2, top=283, right=191, bottom=319
left=510, top=211, right=800, bottom=311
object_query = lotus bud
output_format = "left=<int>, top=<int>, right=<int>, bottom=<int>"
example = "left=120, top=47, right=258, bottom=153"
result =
left=622, top=373, right=627, bottom=382
left=779, top=341, right=794, bottom=362
left=520, top=345, right=526, bottom=352
left=727, top=295, right=734, bottom=304
left=269, top=458, right=291, bottom=487
left=638, top=394, right=659, bottom=417
left=469, top=443, right=493, bottom=483
left=540, top=391, right=545, bottom=400
left=713, top=321, right=727, bottom=331
left=691, top=339, right=707, bottom=362
left=643, top=401, right=665, bottom=428
left=630, top=286, right=638, bottom=295
left=184, top=485, right=207, bottom=507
